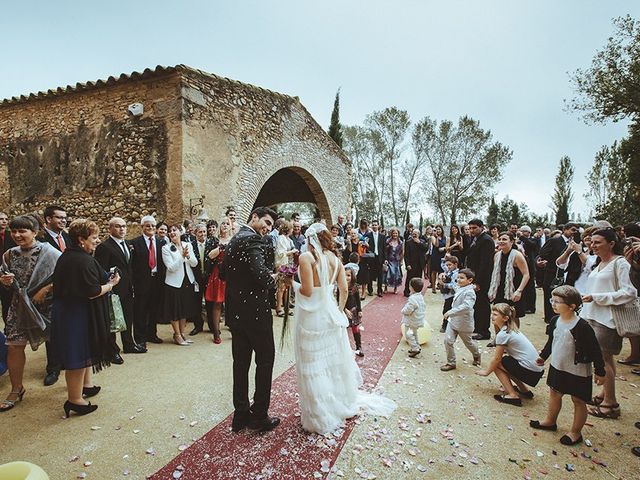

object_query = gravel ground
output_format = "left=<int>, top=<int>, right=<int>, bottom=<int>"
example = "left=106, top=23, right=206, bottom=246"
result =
left=0, top=289, right=638, bottom=479
left=331, top=289, right=640, bottom=480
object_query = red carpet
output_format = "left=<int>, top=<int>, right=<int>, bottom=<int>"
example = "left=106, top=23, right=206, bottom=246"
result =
left=150, top=292, right=404, bottom=480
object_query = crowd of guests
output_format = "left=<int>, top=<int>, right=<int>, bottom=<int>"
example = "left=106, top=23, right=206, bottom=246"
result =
left=1, top=205, right=640, bottom=457
left=0, top=205, right=244, bottom=417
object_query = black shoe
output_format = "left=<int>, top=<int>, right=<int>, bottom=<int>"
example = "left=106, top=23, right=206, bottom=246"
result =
left=248, top=416, right=281, bottom=432
left=493, top=394, right=522, bottom=406
left=472, top=333, right=491, bottom=340
left=44, top=371, right=59, bottom=386
left=123, top=344, right=147, bottom=354
left=560, top=434, right=583, bottom=446
left=376, top=293, right=383, bottom=298
left=147, top=336, right=164, bottom=344
left=635, top=421, right=640, bottom=430
left=517, top=388, right=534, bottom=399
left=529, top=420, right=558, bottom=431
left=189, top=328, right=203, bottom=336
left=231, top=414, right=252, bottom=433
left=82, top=385, right=101, bottom=398
left=632, top=446, right=640, bottom=457
left=111, top=353, right=124, bottom=365
left=64, top=400, right=98, bottom=418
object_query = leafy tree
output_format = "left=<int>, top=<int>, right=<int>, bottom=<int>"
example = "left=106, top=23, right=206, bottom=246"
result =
left=328, top=89, right=343, bottom=148
left=568, top=15, right=640, bottom=218
left=415, top=115, right=512, bottom=226
left=585, top=141, right=636, bottom=224
left=550, top=156, right=574, bottom=226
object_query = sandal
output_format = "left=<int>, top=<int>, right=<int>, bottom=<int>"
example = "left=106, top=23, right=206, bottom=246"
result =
left=560, top=434, right=583, bottom=446
left=617, top=358, right=640, bottom=366
left=0, top=388, right=26, bottom=412
left=275, top=310, right=285, bottom=317
left=588, top=403, right=620, bottom=419
left=592, top=394, right=604, bottom=405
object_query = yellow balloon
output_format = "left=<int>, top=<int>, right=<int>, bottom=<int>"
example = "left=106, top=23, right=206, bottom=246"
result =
left=0, top=462, right=49, bottom=480
left=401, top=323, right=432, bottom=345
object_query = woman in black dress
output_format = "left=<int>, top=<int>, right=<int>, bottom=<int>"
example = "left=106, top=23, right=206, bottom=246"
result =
left=430, top=225, right=447, bottom=293
left=50, top=219, right=120, bottom=418
left=488, top=232, right=530, bottom=319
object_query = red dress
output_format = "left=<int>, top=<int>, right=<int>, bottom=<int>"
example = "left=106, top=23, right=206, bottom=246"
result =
left=205, top=247, right=226, bottom=303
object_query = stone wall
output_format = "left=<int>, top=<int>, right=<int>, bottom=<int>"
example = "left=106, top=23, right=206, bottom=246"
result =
left=180, top=69, right=351, bottom=223
left=0, top=65, right=351, bottom=237
left=0, top=73, right=182, bottom=234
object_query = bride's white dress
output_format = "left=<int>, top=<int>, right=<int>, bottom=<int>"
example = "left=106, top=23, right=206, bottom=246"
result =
left=292, top=251, right=396, bottom=435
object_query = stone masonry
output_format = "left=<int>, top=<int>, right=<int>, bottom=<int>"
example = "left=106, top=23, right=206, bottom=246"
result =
left=0, top=65, right=350, bottom=235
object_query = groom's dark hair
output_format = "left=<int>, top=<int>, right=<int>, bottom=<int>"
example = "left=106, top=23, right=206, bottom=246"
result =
left=247, top=206, right=277, bottom=223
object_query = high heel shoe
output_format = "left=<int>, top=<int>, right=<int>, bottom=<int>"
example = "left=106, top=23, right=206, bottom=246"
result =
left=181, top=334, right=194, bottom=344
left=82, top=385, right=101, bottom=398
left=173, top=334, right=189, bottom=346
left=63, top=400, right=98, bottom=418
left=0, top=387, right=26, bottom=412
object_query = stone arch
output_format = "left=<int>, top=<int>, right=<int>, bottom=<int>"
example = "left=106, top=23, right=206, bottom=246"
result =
left=251, top=167, right=331, bottom=219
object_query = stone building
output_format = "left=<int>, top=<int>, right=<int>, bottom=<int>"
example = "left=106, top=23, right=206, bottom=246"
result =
left=0, top=65, right=350, bottom=232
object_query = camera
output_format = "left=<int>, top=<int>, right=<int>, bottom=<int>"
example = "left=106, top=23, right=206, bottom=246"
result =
left=109, top=266, right=121, bottom=277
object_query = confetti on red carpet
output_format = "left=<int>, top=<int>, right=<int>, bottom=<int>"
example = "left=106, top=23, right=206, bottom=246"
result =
left=150, top=292, right=405, bottom=479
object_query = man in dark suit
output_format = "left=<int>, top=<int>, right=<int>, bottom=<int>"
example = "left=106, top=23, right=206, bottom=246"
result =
left=221, top=206, right=280, bottom=433
left=130, top=215, right=166, bottom=346
left=404, top=228, right=428, bottom=297
left=517, top=225, right=538, bottom=313
left=40, top=205, right=72, bottom=386
left=539, top=223, right=579, bottom=322
left=189, top=223, right=208, bottom=335
left=0, top=212, right=16, bottom=324
left=95, top=217, right=146, bottom=363
left=466, top=219, right=495, bottom=341
left=366, top=219, right=387, bottom=297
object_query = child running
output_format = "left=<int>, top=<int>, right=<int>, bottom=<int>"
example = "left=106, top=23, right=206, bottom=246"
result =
left=530, top=285, right=605, bottom=446
left=441, top=268, right=481, bottom=371
left=344, top=266, right=364, bottom=357
left=475, top=303, right=544, bottom=406
left=401, top=277, right=426, bottom=357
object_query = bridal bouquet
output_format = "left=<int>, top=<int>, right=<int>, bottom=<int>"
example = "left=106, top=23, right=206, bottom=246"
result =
left=278, top=264, right=298, bottom=346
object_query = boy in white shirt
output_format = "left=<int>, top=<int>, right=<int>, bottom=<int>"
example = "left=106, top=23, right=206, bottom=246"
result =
left=401, top=277, right=426, bottom=358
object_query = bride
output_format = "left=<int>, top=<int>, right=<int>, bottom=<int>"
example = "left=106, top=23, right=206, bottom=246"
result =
left=292, top=223, right=396, bottom=434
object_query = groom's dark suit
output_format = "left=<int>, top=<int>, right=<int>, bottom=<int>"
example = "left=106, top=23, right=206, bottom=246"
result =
left=222, top=225, right=277, bottom=427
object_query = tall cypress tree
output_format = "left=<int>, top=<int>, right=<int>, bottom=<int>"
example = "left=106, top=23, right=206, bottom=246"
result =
left=487, top=196, right=499, bottom=226
left=551, top=156, right=574, bottom=226
left=328, top=89, right=343, bottom=147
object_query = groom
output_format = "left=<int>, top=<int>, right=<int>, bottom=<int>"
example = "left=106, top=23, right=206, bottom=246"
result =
left=222, top=206, right=280, bottom=432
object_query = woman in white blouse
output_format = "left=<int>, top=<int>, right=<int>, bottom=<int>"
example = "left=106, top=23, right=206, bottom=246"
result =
left=162, top=225, right=198, bottom=345
left=581, top=228, right=638, bottom=418
left=274, top=221, right=298, bottom=316
left=556, top=226, right=598, bottom=295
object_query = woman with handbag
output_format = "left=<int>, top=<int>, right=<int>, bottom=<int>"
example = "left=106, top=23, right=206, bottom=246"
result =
left=581, top=228, right=638, bottom=419
left=0, top=215, right=60, bottom=413
left=162, top=225, right=198, bottom=346
left=50, top=219, right=119, bottom=418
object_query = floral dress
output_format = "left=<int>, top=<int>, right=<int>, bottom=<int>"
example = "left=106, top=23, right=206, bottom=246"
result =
left=385, top=240, right=403, bottom=288
left=3, top=244, right=42, bottom=344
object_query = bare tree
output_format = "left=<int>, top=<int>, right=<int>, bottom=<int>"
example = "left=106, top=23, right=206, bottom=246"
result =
left=364, top=108, right=411, bottom=226
left=417, top=116, right=512, bottom=225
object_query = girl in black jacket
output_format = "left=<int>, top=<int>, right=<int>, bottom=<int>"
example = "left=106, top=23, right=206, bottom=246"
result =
left=529, top=285, right=605, bottom=446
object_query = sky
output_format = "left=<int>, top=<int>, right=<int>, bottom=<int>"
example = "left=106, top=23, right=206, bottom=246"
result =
left=1, top=1, right=637, bottom=221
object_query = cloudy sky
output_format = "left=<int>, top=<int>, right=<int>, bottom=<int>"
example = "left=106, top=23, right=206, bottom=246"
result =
left=1, top=1, right=637, bottom=220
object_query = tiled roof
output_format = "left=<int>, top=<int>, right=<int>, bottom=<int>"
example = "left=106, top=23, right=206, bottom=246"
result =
left=0, top=64, right=294, bottom=107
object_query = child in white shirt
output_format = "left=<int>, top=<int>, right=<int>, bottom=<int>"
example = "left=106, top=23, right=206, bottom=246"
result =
left=401, top=277, right=426, bottom=357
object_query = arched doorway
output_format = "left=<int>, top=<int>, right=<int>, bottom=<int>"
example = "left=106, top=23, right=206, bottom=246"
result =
left=252, top=167, right=332, bottom=221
